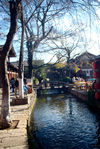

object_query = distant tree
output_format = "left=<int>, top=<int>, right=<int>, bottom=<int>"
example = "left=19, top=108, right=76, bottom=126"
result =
left=34, top=0, right=100, bottom=68
left=55, top=61, right=66, bottom=69
left=25, top=0, right=54, bottom=79
left=44, top=33, right=80, bottom=77
left=33, top=61, right=47, bottom=83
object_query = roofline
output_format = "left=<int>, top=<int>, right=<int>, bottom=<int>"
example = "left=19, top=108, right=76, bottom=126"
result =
left=0, top=45, right=16, bottom=57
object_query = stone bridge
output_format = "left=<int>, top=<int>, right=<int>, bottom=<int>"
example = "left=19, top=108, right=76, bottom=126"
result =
left=34, top=81, right=69, bottom=90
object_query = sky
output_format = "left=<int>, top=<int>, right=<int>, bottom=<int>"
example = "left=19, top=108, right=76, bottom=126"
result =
left=34, top=9, right=100, bottom=63
left=0, top=0, right=100, bottom=63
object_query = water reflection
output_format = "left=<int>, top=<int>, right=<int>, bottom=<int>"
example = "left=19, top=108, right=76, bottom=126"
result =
left=96, top=120, right=100, bottom=148
left=32, top=93, right=100, bottom=149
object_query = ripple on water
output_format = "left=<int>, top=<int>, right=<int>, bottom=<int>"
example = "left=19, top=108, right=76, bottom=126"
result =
left=33, top=94, right=100, bottom=149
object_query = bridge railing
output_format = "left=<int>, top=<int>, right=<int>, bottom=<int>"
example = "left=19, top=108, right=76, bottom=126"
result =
left=33, top=81, right=69, bottom=89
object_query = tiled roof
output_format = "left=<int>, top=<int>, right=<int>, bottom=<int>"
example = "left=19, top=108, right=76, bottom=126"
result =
left=0, top=45, right=16, bottom=57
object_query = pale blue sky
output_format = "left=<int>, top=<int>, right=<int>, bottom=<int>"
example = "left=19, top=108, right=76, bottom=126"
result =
left=34, top=9, right=100, bottom=63
left=0, top=0, right=100, bottom=63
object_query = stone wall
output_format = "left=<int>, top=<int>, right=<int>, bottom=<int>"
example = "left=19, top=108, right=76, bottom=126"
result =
left=0, top=101, right=1, bottom=116
left=70, top=88, right=88, bottom=102
left=27, top=90, right=37, bottom=126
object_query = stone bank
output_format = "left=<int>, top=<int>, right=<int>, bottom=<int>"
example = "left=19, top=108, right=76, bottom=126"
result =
left=0, top=91, right=36, bottom=149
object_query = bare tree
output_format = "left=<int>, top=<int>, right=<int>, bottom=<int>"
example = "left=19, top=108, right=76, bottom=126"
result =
left=0, top=0, right=22, bottom=129
left=45, top=33, right=80, bottom=76
left=34, top=0, right=100, bottom=66
left=25, top=0, right=54, bottom=79
left=24, top=0, right=75, bottom=79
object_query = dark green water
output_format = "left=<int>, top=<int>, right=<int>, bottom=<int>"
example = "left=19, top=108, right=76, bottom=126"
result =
left=32, top=93, right=100, bottom=149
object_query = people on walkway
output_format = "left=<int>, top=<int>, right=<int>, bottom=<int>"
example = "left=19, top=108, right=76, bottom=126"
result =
left=15, top=78, right=19, bottom=97
left=24, top=78, right=27, bottom=85
left=10, top=77, right=30, bottom=96
left=10, top=77, right=15, bottom=93
left=24, top=78, right=30, bottom=95
left=24, top=85, right=30, bottom=95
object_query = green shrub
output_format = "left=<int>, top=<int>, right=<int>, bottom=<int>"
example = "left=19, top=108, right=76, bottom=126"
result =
left=34, top=78, right=39, bottom=85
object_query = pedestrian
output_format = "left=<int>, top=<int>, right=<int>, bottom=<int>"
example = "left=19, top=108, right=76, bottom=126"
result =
left=24, top=85, right=30, bottom=95
left=24, top=78, right=27, bottom=85
left=15, top=78, right=19, bottom=97
left=10, top=77, right=15, bottom=93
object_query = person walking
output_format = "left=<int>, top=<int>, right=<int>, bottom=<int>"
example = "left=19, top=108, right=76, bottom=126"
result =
left=15, top=78, right=19, bottom=97
left=24, top=78, right=30, bottom=95
left=24, top=78, right=27, bottom=85
left=10, top=77, right=15, bottom=93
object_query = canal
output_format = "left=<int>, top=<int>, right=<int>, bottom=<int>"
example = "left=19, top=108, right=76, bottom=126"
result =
left=31, top=92, right=100, bottom=149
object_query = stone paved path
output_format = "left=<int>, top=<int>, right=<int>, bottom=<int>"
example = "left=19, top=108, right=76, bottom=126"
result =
left=0, top=91, right=36, bottom=149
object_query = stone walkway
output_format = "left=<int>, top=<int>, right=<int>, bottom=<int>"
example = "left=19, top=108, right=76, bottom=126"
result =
left=0, top=91, right=36, bottom=149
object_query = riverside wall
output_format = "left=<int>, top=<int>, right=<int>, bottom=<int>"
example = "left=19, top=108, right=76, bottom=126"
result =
left=70, top=88, right=88, bottom=102
left=69, top=87, right=100, bottom=110
left=0, top=90, right=37, bottom=149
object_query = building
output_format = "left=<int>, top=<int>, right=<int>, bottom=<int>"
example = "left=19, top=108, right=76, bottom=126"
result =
left=70, top=51, right=96, bottom=79
left=11, top=60, right=44, bottom=78
left=0, top=45, right=18, bottom=83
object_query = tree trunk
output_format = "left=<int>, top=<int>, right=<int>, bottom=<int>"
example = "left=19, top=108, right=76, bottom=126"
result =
left=0, top=1, right=21, bottom=129
left=19, top=3, right=24, bottom=98
left=0, top=58, right=11, bottom=129
left=27, top=41, right=33, bottom=79
left=67, top=51, right=71, bottom=77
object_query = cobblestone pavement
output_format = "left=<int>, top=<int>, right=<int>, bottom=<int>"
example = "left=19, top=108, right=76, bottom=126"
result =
left=0, top=90, right=36, bottom=149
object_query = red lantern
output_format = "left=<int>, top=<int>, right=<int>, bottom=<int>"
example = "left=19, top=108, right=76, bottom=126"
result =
left=94, top=71, right=99, bottom=78
left=93, top=62, right=98, bottom=69
left=95, top=83, right=100, bottom=89
left=95, top=92, right=100, bottom=100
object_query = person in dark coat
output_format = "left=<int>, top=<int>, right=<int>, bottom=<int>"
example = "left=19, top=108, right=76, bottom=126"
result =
left=24, top=78, right=27, bottom=85
left=15, top=78, right=19, bottom=97
left=10, top=78, right=15, bottom=92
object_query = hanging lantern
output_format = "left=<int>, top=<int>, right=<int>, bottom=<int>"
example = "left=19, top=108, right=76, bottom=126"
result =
left=94, top=71, right=99, bottom=78
left=93, top=62, right=98, bottom=70
left=95, top=83, right=100, bottom=89
left=95, top=92, right=100, bottom=100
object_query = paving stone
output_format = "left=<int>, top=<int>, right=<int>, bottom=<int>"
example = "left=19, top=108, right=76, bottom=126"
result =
left=7, top=128, right=27, bottom=134
left=0, top=130, right=8, bottom=134
left=0, top=91, right=36, bottom=149
left=0, top=143, right=4, bottom=148
left=5, top=144, right=28, bottom=149
left=2, top=136, right=28, bottom=147
left=0, top=134, right=10, bottom=139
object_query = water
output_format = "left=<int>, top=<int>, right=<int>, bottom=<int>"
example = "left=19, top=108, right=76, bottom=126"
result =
left=32, top=93, right=100, bottom=149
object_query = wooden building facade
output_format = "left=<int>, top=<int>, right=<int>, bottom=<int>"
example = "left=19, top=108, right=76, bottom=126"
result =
left=0, top=46, right=18, bottom=85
